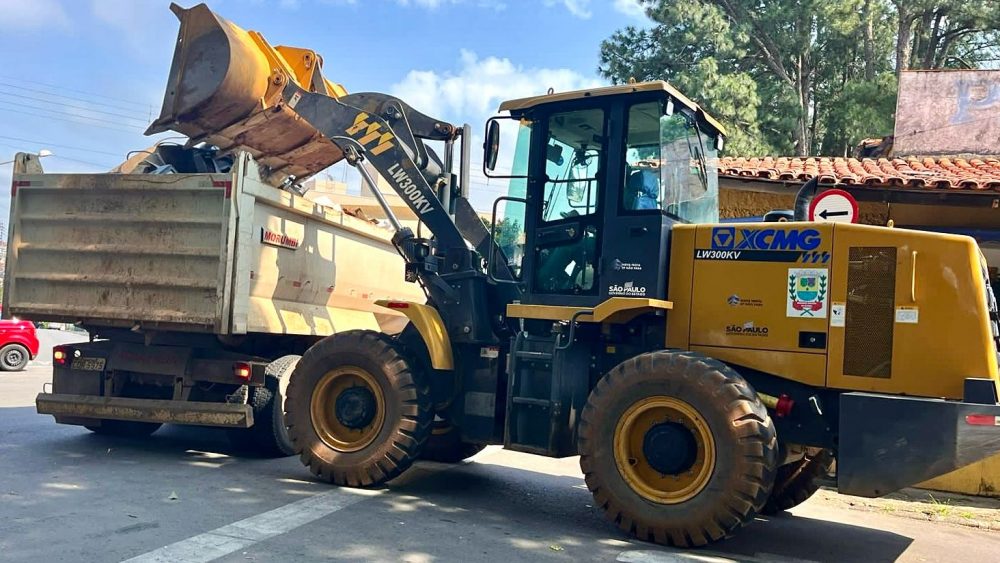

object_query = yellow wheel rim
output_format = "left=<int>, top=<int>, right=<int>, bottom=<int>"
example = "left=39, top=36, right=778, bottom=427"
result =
left=310, top=366, right=385, bottom=453
left=613, top=396, right=716, bottom=504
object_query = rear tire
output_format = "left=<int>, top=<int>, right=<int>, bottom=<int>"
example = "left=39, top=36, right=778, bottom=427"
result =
left=0, top=344, right=30, bottom=371
left=227, top=355, right=299, bottom=457
left=284, top=330, right=433, bottom=487
left=762, top=449, right=834, bottom=515
left=420, top=418, right=486, bottom=463
left=85, top=420, right=162, bottom=437
left=578, top=350, right=777, bottom=547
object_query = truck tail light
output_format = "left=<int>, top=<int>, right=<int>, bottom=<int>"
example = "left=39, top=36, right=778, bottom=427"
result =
left=233, top=362, right=252, bottom=381
left=53, top=348, right=68, bottom=365
left=965, top=414, right=1000, bottom=426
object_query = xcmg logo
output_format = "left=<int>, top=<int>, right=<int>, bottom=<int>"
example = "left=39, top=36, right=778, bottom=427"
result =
left=711, top=227, right=821, bottom=252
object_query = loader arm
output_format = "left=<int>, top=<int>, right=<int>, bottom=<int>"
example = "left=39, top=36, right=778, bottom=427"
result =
left=280, top=82, right=520, bottom=341
left=283, top=82, right=467, bottom=252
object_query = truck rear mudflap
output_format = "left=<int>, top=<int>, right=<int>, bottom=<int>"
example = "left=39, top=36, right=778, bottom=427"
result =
left=36, top=393, right=253, bottom=428
left=838, top=391, right=1000, bottom=497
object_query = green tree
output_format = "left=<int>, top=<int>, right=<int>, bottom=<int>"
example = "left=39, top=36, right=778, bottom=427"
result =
left=601, top=1, right=1000, bottom=157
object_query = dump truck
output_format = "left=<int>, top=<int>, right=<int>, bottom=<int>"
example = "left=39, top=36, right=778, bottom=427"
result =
left=12, top=146, right=424, bottom=454
left=32, top=1, right=1000, bottom=548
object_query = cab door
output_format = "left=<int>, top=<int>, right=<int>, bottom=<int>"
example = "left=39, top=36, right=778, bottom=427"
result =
left=524, top=105, right=608, bottom=307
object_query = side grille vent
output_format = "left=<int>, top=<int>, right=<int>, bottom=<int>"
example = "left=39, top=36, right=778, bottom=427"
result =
left=844, top=247, right=896, bottom=378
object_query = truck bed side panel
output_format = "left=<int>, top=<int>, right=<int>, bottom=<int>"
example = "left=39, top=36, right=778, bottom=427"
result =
left=5, top=173, right=231, bottom=331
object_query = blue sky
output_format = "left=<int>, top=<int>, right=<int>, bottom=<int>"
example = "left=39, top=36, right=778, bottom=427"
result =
left=0, top=0, right=648, bottom=215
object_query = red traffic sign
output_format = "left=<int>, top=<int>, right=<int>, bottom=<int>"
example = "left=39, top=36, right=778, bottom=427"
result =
left=808, top=188, right=859, bottom=224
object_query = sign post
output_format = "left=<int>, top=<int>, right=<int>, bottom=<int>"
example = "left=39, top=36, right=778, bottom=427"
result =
left=808, top=189, right=859, bottom=224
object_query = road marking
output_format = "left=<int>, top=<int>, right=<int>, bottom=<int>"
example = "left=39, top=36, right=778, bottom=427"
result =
left=617, top=549, right=818, bottom=563
left=122, top=487, right=384, bottom=563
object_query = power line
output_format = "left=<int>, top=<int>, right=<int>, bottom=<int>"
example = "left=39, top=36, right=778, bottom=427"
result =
left=0, top=102, right=144, bottom=134
left=0, top=90, right=149, bottom=123
left=0, top=135, right=123, bottom=157
left=0, top=82, right=152, bottom=120
left=49, top=154, right=115, bottom=169
left=0, top=142, right=114, bottom=169
left=0, top=75, right=152, bottom=109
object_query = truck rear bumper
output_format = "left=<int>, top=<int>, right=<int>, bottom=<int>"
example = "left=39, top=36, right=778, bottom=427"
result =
left=36, top=393, right=253, bottom=428
left=838, top=391, right=1000, bottom=497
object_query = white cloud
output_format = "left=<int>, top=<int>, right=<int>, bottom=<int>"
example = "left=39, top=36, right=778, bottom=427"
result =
left=390, top=50, right=603, bottom=209
left=0, top=0, right=69, bottom=30
left=613, top=0, right=646, bottom=18
left=391, top=49, right=601, bottom=127
left=545, top=0, right=591, bottom=19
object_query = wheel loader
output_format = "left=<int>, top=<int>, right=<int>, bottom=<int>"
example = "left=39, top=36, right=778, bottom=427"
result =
left=148, top=3, right=1000, bottom=547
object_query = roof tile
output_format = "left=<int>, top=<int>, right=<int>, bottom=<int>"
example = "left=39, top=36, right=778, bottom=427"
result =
left=719, top=156, right=1000, bottom=192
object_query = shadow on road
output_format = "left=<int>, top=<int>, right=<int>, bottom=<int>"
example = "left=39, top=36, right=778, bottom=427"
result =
left=6, top=409, right=916, bottom=563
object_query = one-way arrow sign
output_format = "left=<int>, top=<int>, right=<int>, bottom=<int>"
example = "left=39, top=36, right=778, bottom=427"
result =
left=819, top=209, right=849, bottom=219
left=809, top=189, right=859, bottom=224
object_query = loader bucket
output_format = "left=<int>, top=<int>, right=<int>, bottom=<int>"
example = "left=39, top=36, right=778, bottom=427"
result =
left=147, top=3, right=348, bottom=186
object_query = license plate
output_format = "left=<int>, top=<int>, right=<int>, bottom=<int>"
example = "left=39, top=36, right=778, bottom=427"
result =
left=71, top=357, right=106, bottom=371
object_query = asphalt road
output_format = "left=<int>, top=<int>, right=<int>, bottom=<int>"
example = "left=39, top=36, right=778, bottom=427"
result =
left=3, top=363, right=1000, bottom=563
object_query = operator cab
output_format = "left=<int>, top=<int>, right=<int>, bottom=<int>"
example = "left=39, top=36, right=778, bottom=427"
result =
left=484, top=81, right=726, bottom=308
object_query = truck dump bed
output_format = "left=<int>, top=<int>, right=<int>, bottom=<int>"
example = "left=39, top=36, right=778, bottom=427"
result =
left=4, top=153, right=422, bottom=335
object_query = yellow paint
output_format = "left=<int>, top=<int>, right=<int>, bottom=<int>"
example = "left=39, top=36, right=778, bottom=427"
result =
left=919, top=454, right=1000, bottom=497
left=375, top=300, right=454, bottom=370
left=506, top=297, right=671, bottom=324
left=498, top=81, right=727, bottom=136
left=593, top=298, right=672, bottom=323
left=825, top=224, right=999, bottom=399
left=666, top=225, right=696, bottom=350
left=311, top=366, right=385, bottom=453
left=613, top=396, right=715, bottom=504
left=667, top=222, right=998, bottom=399
left=690, top=345, right=827, bottom=388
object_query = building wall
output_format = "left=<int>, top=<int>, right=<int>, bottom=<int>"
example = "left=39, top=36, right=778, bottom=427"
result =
left=894, top=70, right=1000, bottom=157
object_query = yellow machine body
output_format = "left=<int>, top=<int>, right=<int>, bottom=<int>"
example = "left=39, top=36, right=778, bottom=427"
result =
left=146, top=3, right=349, bottom=186
left=667, top=222, right=999, bottom=400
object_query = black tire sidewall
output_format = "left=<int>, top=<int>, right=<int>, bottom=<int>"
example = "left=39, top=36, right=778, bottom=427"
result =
left=284, top=331, right=431, bottom=486
left=421, top=421, right=485, bottom=463
left=0, top=344, right=29, bottom=371
left=580, top=352, right=776, bottom=545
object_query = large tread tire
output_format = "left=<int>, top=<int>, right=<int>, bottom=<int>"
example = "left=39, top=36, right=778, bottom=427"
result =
left=762, top=449, right=834, bottom=515
left=227, top=355, right=299, bottom=458
left=420, top=419, right=486, bottom=463
left=284, top=330, right=433, bottom=487
left=579, top=350, right=778, bottom=547
left=0, top=343, right=30, bottom=371
left=85, top=420, right=162, bottom=437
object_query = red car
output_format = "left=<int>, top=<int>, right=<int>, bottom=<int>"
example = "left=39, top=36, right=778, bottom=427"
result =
left=0, top=319, right=39, bottom=371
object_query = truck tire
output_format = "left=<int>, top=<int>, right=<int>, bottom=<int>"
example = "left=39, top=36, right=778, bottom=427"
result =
left=283, top=330, right=433, bottom=487
left=227, top=355, right=299, bottom=457
left=578, top=350, right=777, bottom=547
left=0, top=343, right=30, bottom=371
left=420, top=418, right=486, bottom=463
left=762, top=449, right=834, bottom=515
left=85, top=420, right=162, bottom=437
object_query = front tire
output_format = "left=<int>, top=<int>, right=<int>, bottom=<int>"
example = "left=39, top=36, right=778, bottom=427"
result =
left=0, top=344, right=30, bottom=371
left=578, top=351, right=777, bottom=547
left=284, top=330, right=433, bottom=487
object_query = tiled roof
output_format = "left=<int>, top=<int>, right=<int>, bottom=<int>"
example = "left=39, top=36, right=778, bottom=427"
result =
left=719, top=156, right=1000, bottom=191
